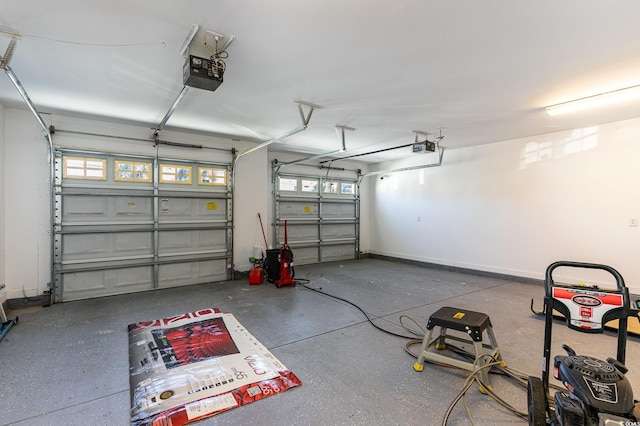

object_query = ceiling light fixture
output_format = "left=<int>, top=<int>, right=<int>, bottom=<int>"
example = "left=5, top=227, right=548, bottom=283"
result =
left=545, top=84, right=640, bottom=116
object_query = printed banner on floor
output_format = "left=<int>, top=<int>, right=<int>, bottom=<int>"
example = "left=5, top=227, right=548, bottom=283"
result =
left=128, top=308, right=301, bottom=425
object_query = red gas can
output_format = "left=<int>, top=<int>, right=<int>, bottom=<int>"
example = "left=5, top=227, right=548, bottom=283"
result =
left=248, top=264, right=264, bottom=285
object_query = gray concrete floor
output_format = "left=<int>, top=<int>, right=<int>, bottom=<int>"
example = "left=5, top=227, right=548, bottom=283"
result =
left=1, top=258, right=639, bottom=425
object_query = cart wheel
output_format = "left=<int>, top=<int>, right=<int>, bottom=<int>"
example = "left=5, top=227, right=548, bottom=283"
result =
left=527, top=376, right=546, bottom=426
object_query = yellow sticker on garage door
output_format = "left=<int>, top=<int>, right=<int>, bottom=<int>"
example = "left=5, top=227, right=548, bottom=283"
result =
left=207, top=202, right=218, bottom=211
left=304, top=206, right=312, bottom=213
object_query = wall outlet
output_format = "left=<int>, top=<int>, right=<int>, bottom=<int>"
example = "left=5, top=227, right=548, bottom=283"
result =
left=630, top=217, right=638, bottom=227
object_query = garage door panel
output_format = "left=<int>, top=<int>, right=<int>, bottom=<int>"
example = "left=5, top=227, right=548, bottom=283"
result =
left=284, top=223, right=319, bottom=243
left=113, top=198, right=153, bottom=218
left=198, top=229, right=228, bottom=247
left=63, top=196, right=108, bottom=220
left=290, top=246, right=319, bottom=265
left=321, top=244, right=357, bottom=262
left=62, top=232, right=153, bottom=260
left=278, top=201, right=318, bottom=218
left=159, top=198, right=227, bottom=221
left=322, top=202, right=356, bottom=218
left=64, top=271, right=107, bottom=293
left=158, top=229, right=227, bottom=255
left=63, top=267, right=153, bottom=301
left=115, top=232, right=154, bottom=251
left=112, top=266, right=155, bottom=288
left=63, top=195, right=153, bottom=223
left=158, top=259, right=227, bottom=288
left=158, top=231, right=194, bottom=251
left=63, top=234, right=109, bottom=258
left=321, top=224, right=356, bottom=240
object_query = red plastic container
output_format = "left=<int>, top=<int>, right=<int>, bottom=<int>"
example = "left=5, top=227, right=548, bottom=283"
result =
left=248, top=265, right=264, bottom=285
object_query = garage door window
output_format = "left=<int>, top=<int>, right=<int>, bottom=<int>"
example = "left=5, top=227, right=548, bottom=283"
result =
left=115, top=161, right=152, bottom=182
left=198, top=167, right=226, bottom=186
left=63, top=156, right=106, bottom=180
left=301, top=179, right=318, bottom=193
left=322, top=181, right=338, bottom=193
left=279, top=178, right=298, bottom=192
left=341, top=183, right=355, bottom=194
left=160, top=164, right=192, bottom=184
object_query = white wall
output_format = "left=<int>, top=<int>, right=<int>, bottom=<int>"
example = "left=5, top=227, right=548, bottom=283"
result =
left=233, top=147, right=270, bottom=266
left=369, top=119, right=640, bottom=295
left=0, top=104, right=5, bottom=290
left=3, top=108, right=50, bottom=300
left=2, top=109, right=270, bottom=299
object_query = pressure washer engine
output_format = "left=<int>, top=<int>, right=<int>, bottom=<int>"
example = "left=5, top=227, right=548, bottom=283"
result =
left=527, top=261, right=640, bottom=426
left=551, top=344, right=638, bottom=425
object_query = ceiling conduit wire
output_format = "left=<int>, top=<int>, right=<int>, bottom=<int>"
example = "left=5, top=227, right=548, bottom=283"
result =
left=229, top=101, right=318, bottom=276
left=2, top=36, right=55, bottom=305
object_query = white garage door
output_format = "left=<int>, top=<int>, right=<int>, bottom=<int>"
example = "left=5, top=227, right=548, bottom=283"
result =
left=274, top=172, right=360, bottom=265
left=53, top=149, right=232, bottom=302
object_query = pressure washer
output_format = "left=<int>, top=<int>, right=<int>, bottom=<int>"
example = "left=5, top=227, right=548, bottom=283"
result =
left=265, top=220, right=295, bottom=288
left=527, top=261, right=640, bottom=425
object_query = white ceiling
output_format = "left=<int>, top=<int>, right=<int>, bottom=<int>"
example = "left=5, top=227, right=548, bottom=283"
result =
left=2, top=1, right=640, bottom=163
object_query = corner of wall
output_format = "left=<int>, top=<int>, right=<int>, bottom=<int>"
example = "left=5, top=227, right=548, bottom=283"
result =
left=0, top=104, right=5, bottom=289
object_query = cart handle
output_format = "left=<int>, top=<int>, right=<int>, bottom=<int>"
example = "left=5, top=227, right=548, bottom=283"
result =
left=544, top=261, right=626, bottom=297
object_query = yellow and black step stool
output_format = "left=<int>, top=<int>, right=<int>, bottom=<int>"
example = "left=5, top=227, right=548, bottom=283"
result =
left=413, top=306, right=504, bottom=390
